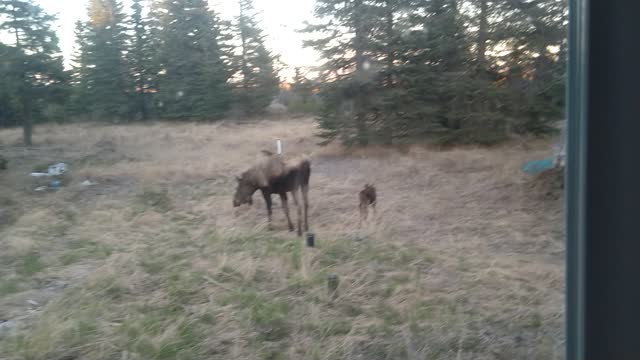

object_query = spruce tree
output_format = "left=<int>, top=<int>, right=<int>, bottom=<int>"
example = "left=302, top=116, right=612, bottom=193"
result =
left=127, top=0, right=150, bottom=120
left=303, top=0, right=385, bottom=145
left=291, top=67, right=313, bottom=104
left=155, top=0, right=231, bottom=120
left=68, top=20, right=92, bottom=117
left=72, top=0, right=130, bottom=121
left=0, top=0, right=65, bottom=145
left=234, top=0, right=279, bottom=117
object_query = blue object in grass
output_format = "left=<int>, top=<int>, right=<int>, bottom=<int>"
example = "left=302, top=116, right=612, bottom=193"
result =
left=522, top=156, right=555, bottom=174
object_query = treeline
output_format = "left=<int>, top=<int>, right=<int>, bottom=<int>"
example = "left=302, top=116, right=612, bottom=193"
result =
left=1, top=0, right=566, bottom=147
left=304, top=0, right=567, bottom=145
left=0, top=0, right=279, bottom=145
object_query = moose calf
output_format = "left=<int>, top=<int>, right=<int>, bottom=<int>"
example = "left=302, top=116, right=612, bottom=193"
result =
left=359, top=183, right=377, bottom=225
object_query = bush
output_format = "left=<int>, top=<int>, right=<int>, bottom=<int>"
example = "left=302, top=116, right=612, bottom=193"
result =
left=287, top=100, right=320, bottom=115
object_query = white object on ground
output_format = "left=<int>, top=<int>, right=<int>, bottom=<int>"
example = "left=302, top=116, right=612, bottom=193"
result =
left=30, top=162, right=68, bottom=177
left=276, top=139, right=282, bottom=154
left=80, top=180, right=96, bottom=187
left=48, top=163, right=67, bottom=175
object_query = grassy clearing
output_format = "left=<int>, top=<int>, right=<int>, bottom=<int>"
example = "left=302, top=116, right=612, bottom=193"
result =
left=0, top=118, right=564, bottom=359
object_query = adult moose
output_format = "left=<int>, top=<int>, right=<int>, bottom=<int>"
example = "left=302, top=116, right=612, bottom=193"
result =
left=233, top=150, right=311, bottom=236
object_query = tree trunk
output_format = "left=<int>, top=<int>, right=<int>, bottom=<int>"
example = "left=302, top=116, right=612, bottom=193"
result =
left=239, top=1, right=250, bottom=114
left=477, top=0, right=488, bottom=69
left=353, top=0, right=368, bottom=146
left=381, top=0, right=395, bottom=145
left=23, top=95, right=33, bottom=147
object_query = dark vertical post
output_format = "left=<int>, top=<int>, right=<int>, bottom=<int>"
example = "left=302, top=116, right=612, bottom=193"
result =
left=327, top=274, right=339, bottom=301
left=568, top=0, right=640, bottom=358
left=566, top=0, right=588, bottom=358
left=306, top=233, right=315, bottom=248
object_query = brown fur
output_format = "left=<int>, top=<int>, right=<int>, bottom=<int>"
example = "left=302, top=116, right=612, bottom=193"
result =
left=233, top=151, right=311, bottom=236
left=359, top=183, right=377, bottom=225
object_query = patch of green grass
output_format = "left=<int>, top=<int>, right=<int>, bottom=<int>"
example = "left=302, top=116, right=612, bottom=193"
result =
left=0, top=277, right=21, bottom=296
left=283, top=240, right=301, bottom=270
left=318, top=240, right=356, bottom=267
left=59, top=252, right=81, bottom=266
left=198, top=312, right=216, bottom=325
left=365, top=243, right=421, bottom=269
left=140, top=258, right=166, bottom=275
left=251, top=300, right=290, bottom=341
left=319, top=319, right=352, bottom=336
left=338, top=302, right=364, bottom=317
left=48, top=222, right=72, bottom=238
left=526, top=312, right=543, bottom=329
left=88, top=275, right=127, bottom=301
left=125, top=304, right=182, bottom=337
left=214, top=265, right=245, bottom=283
left=7, top=290, right=110, bottom=359
left=0, top=195, right=19, bottom=227
left=137, top=188, right=172, bottom=213
left=375, top=302, right=404, bottom=326
left=59, top=240, right=113, bottom=266
left=410, top=300, right=436, bottom=321
left=389, top=273, right=411, bottom=285
left=32, top=163, right=49, bottom=173
left=261, top=348, right=287, bottom=360
left=284, top=276, right=317, bottom=296
left=165, top=271, right=208, bottom=306
left=59, top=208, right=77, bottom=224
left=15, top=252, right=46, bottom=276
left=155, top=321, right=202, bottom=360
left=222, top=291, right=290, bottom=341
left=67, top=238, right=93, bottom=250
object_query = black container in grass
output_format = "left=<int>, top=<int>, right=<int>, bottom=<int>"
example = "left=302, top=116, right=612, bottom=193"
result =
left=306, top=233, right=315, bottom=248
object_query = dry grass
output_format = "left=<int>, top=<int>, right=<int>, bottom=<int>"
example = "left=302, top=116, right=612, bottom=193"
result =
left=0, top=118, right=564, bottom=359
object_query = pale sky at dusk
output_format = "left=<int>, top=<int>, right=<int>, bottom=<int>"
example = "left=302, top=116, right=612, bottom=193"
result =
left=34, top=0, right=321, bottom=80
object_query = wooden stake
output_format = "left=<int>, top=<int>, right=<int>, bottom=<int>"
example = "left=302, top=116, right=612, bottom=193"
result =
left=327, top=273, right=339, bottom=301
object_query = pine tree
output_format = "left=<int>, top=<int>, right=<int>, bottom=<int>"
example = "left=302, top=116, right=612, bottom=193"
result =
left=155, top=0, right=231, bottom=120
left=291, top=68, right=313, bottom=104
left=0, top=43, right=22, bottom=127
left=497, top=0, right=567, bottom=135
left=304, top=0, right=566, bottom=145
left=303, top=0, right=390, bottom=145
left=127, top=0, right=154, bottom=120
left=0, top=0, right=65, bottom=145
left=72, top=0, right=130, bottom=121
left=234, top=0, right=279, bottom=117
left=68, top=20, right=92, bottom=117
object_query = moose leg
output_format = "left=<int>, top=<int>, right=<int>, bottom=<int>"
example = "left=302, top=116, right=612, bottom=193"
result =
left=262, top=190, right=273, bottom=230
left=291, top=190, right=303, bottom=236
left=280, top=193, right=294, bottom=232
left=360, top=203, right=368, bottom=226
left=302, top=184, right=309, bottom=232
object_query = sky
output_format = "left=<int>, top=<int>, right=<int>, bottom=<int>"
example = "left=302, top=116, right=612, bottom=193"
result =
left=34, top=0, right=321, bottom=80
